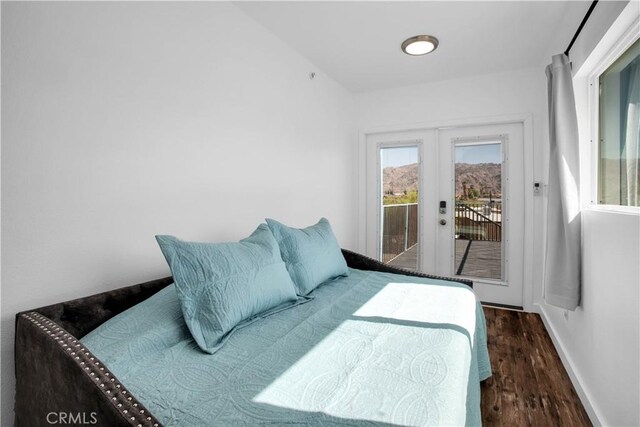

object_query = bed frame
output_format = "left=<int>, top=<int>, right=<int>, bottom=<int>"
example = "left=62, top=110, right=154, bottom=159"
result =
left=14, top=249, right=472, bottom=427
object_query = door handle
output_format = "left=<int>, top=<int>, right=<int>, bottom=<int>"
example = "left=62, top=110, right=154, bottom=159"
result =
left=439, top=219, right=447, bottom=226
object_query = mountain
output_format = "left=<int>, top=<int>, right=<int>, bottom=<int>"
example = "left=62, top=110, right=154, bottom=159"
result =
left=382, top=163, right=418, bottom=194
left=382, top=162, right=501, bottom=198
left=454, top=163, right=502, bottom=198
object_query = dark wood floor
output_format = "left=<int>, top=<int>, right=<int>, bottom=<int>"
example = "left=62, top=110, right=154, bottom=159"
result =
left=481, top=307, right=592, bottom=426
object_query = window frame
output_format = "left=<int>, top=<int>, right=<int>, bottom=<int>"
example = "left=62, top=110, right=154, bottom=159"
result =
left=588, top=18, right=640, bottom=213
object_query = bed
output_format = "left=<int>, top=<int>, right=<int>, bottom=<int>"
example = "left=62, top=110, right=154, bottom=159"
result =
left=15, top=249, right=490, bottom=427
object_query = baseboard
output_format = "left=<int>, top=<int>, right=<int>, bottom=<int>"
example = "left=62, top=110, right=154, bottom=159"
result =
left=480, top=301, right=523, bottom=311
left=535, top=303, right=603, bottom=426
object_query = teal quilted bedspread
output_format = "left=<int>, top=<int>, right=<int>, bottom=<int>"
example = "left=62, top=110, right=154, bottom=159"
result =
left=82, top=269, right=491, bottom=426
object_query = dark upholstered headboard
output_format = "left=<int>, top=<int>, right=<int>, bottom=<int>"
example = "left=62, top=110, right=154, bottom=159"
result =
left=32, top=276, right=174, bottom=339
left=340, top=249, right=473, bottom=288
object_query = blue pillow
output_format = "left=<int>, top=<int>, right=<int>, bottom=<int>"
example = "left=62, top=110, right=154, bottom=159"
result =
left=266, top=218, right=349, bottom=295
left=156, top=224, right=298, bottom=354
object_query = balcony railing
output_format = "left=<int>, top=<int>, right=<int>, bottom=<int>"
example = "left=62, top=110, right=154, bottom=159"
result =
left=382, top=203, right=418, bottom=263
left=382, top=201, right=503, bottom=263
left=455, top=201, right=502, bottom=241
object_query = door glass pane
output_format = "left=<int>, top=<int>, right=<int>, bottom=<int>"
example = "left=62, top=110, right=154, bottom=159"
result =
left=380, top=146, right=419, bottom=271
left=454, top=142, right=503, bottom=280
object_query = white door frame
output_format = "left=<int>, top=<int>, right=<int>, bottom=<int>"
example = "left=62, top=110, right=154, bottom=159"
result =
left=358, top=113, right=534, bottom=311
left=437, top=123, right=524, bottom=307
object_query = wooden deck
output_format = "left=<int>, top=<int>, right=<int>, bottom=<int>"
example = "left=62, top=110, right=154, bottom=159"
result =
left=455, top=239, right=502, bottom=280
left=388, top=239, right=502, bottom=280
left=386, top=244, right=419, bottom=270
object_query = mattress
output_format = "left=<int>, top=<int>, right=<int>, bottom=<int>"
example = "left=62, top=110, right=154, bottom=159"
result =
left=82, top=268, right=491, bottom=426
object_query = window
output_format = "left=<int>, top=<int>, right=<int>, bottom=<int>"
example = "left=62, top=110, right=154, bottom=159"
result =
left=598, top=38, right=640, bottom=207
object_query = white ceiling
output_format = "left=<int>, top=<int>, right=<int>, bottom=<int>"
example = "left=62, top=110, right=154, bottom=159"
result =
left=235, top=1, right=593, bottom=93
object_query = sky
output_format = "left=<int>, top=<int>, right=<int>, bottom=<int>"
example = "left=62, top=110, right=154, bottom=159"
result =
left=455, top=143, right=502, bottom=164
left=381, top=143, right=501, bottom=168
left=381, top=146, right=419, bottom=168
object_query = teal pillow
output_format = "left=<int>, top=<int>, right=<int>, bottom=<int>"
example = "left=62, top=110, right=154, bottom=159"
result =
left=266, top=218, right=349, bottom=295
left=156, top=224, right=298, bottom=354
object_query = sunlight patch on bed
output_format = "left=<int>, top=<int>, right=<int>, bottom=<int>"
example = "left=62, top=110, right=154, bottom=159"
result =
left=352, top=282, right=477, bottom=340
left=251, top=282, right=475, bottom=425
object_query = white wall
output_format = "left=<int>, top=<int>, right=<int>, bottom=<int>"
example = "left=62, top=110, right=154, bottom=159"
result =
left=0, top=2, right=355, bottom=425
left=356, top=66, right=548, bottom=312
left=538, top=2, right=639, bottom=426
left=540, top=210, right=639, bottom=426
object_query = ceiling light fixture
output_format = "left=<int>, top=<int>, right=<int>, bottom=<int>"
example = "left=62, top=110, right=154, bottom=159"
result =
left=401, top=35, right=439, bottom=56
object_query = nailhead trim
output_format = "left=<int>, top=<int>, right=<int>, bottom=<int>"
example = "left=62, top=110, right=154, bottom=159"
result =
left=20, top=312, right=162, bottom=427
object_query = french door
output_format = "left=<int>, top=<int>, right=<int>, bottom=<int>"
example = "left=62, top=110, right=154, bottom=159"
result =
left=365, top=122, right=524, bottom=307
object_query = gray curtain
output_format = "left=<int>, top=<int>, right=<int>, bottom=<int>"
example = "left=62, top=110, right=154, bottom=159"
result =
left=544, top=54, right=582, bottom=310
